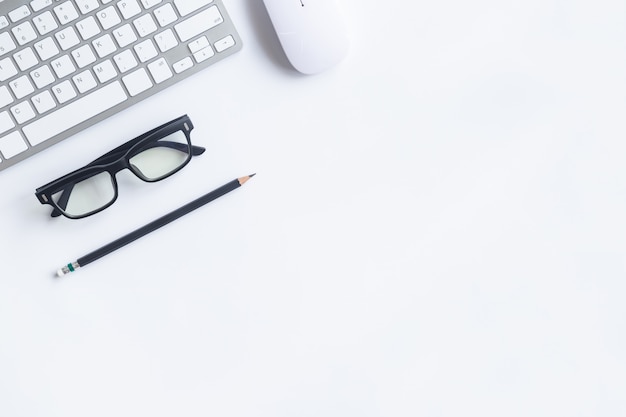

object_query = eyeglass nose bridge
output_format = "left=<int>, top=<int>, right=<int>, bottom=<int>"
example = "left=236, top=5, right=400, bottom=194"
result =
left=104, top=158, right=143, bottom=194
left=102, top=157, right=142, bottom=186
left=110, top=157, right=132, bottom=175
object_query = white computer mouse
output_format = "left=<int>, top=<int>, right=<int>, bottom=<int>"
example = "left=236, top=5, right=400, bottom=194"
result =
left=262, top=0, right=349, bottom=75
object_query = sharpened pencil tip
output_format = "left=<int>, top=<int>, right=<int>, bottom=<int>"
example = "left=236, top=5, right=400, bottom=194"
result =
left=239, top=174, right=256, bottom=185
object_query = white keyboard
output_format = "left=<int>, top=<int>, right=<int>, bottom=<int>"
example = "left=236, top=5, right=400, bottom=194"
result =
left=0, top=0, right=241, bottom=171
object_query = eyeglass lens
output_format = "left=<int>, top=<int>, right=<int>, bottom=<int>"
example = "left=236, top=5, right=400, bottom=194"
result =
left=129, top=129, right=190, bottom=180
left=52, top=129, right=191, bottom=218
left=51, top=171, right=115, bottom=218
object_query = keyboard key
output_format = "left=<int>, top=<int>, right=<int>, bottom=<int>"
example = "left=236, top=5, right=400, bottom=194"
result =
left=155, top=29, right=178, bottom=52
left=193, top=46, right=214, bottom=63
left=51, top=54, right=76, bottom=78
left=174, top=6, right=223, bottom=42
left=113, top=24, right=137, bottom=48
left=0, top=131, right=28, bottom=159
left=214, top=35, right=234, bottom=52
left=97, top=6, right=122, bottom=30
left=0, top=57, right=18, bottom=82
left=0, top=86, right=14, bottom=108
left=141, top=0, right=162, bottom=8
left=52, top=80, right=77, bottom=104
left=30, top=65, right=55, bottom=89
left=0, top=111, right=15, bottom=134
left=93, top=59, right=117, bottom=82
left=76, top=0, right=100, bottom=14
left=147, top=57, right=172, bottom=83
left=73, top=70, right=98, bottom=93
left=10, top=75, right=35, bottom=99
left=56, top=27, right=80, bottom=50
left=0, top=32, right=17, bottom=58
left=14, top=47, right=39, bottom=71
left=33, top=37, right=60, bottom=60
left=188, top=36, right=209, bottom=53
left=122, top=67, right=152, bottom=96
left=31, top=0, right=54, bottom=12
left=23, top=81, right=128, bottom=146
left=133, top=14, right=157, bottom=37
left=172, top=57, right=192, bottom=73
left=71, top=44, right=97, bottom=68
left=12, top=22, right=38, bottom=45
left=154, top=3, right=177, bottom=27
left=134, top=39, right=158, bottom=62
left=31, top=90, right=57, bottom=114
left=0, top=16, right=8, bottom=29
left=33, top=11, right=58, bottom=36
left=54, top=1, right=80, bottom=25
left=11, top=101, right=37, bottom=124
left=113, top=49, right=138, bottom=73
left=117, top=0, right=142, bottom=19
left=8, top=6, right=31, bottom=23
left=92, top=33, right=117, bottom=57
left=76, top=16, right=101, bottom=40
left=174, top=0, right=213, bottom=17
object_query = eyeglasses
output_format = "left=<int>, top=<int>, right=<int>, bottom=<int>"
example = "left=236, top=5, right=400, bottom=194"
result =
left=35, top=115, right=205, bottom=219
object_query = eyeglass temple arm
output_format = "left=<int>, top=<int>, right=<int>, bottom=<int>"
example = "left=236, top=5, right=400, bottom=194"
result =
left=87, top=142, right=204, bottom=167
left=139, top=141, right=205, bottom=155
left=50, top=183, right=74, bottom=217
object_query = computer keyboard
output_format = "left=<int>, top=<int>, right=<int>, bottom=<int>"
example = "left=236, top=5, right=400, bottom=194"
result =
left=0, top=0, right=241, bottom=172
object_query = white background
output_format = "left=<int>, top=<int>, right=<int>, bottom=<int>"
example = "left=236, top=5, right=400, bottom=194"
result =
left=1, top=0, right=625, bottom=415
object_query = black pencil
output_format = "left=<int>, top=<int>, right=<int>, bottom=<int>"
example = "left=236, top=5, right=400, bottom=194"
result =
left=55, top=174, right=255, bottom=277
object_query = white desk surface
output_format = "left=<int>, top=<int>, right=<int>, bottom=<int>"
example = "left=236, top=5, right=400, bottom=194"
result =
left=1, top=1, right=625, bottom=415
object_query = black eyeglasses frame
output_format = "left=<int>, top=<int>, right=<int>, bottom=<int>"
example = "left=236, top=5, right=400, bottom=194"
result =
left=35, top=114, right=205, bottom=219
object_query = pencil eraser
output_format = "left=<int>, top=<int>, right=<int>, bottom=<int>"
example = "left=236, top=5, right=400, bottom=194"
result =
left=56, top=269, right=65, bottom=277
